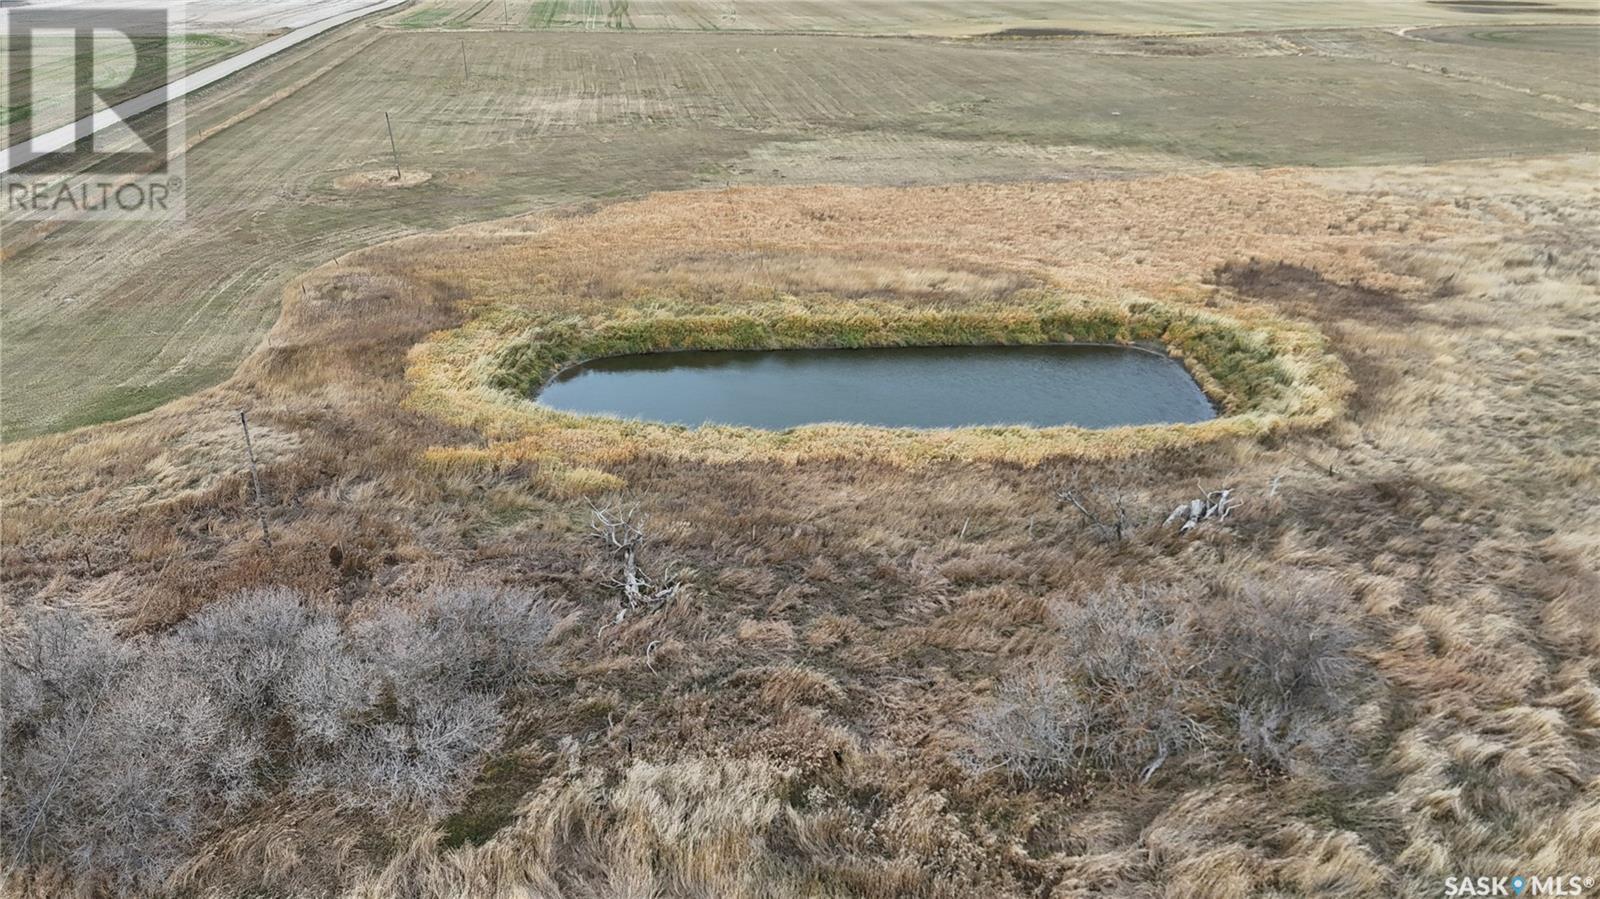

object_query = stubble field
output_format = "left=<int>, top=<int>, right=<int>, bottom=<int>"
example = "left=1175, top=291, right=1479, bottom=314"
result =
left=1, top=0, right=390, bottom=138
left=392, top=0, right=1600, bottom=34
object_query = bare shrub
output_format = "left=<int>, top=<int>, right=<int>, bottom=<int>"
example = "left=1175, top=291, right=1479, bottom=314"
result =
left=173, top=588, right=369, bottom=793
left=2, top=635, right=225, bottom=891
left=2, top=609, right=134, bottom=868
left=1053, top=585, right=1215, bottom=781
left=174, top=586, right=337, bottom=726
left=1, top=585, right=552, bottom=891
left=967, top=584, right=1213, bottom=783
left=1056, top=460, right=1156, bottom=542
left=967, top=666, right=1085, bottom=783
left=280, top=618, right=370, bottom=747
left=1204, top=575, right=1367, bottom=776
left=966, top=574, right=1370, bottom=785
left=356, top=586, right=551, bottom=699
left=325, top=586, right=551, bottom=812
left=44, top=661, right=224, bottom=889
left=0, top=606, right=131, bottom=735
left=313, top=694, right=505, bottom=815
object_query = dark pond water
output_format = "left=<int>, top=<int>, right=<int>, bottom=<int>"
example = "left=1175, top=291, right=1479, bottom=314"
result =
left=536, top=345, right=1216, bottom=430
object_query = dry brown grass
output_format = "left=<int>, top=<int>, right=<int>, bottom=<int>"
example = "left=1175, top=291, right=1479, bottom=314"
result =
left=3, top=156, right=1598, bottom=896
left=391, top=171, right=1423, bottom=467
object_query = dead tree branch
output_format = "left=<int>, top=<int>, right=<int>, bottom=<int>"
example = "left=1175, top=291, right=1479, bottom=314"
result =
left=1056, top=461, right=1152, bottom=542
left=590, top=504, right=681, bottom=631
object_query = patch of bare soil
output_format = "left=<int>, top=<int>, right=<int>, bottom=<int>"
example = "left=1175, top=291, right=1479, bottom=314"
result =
left=1209, top=259, right=1423, bottom=327
left=1208, top=259, right=1429, bottom=416
left=332, top=169, right=433, bottom=191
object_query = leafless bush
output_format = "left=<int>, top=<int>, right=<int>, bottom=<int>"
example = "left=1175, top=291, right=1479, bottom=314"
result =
left=325, top=586, right=550, bottom=812
left=170, top=588, right=369, bottom=801
left=280, top=618, right=370, bottom=747
left=1, top=614, right=224, bottom=892
left=39, top=661, right=224, bottom=889
left=1204, top=575, right=1366, bottom=775
left=1, top=609, right=130, bottom=846
left=967, top=584, right=1213, bottom=783
left=1, top=585, right=552, bottom=891
left=1056, top=461, right=1156, bottom=542
left=965, top=574, right=1370, bottom=785
left=0, top=606, right=131, bottom=736
left=310, top=693, right=505, bottom=815
left=355, top=586, right=552, bottom=701
left=174, top=586, right=345, bottom=728
left=1053, top=586, right=1215, bottom=781
left=967, top=666, right=1086, bottom=783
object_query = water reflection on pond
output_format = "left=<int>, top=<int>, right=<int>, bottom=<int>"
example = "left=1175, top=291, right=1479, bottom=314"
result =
left=536, top=345, right=1216, bottom=430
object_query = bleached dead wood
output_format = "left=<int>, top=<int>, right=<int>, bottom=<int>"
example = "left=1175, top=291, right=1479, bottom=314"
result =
left=591, top=504, right=681, bottom=632
left=1164, top=487, right=1239, bottom=532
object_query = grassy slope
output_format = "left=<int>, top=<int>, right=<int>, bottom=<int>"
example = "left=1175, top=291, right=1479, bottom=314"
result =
left=3, top=157, right=1596, bottom=896
left=2, top=20, right=1596, bottom=440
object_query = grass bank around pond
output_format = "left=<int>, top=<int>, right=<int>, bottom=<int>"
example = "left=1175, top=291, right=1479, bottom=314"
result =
left=405, top=293, right=1350, bottom=470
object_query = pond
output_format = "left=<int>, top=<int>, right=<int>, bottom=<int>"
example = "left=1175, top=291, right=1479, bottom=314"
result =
left=535, top=345, right=1216, bottom=430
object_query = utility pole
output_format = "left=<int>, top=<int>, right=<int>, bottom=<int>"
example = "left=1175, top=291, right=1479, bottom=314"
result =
left=238, top=411, right=273, bottom=549
left=461, top=38, right=470, bottom=81
left=384, top=111, right=401, bottom=180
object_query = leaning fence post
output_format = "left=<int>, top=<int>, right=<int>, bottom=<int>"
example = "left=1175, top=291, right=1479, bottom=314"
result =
left=238, top=410, right=273, bottom=549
